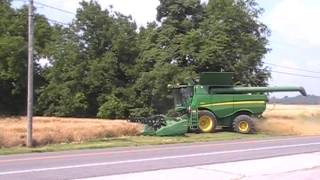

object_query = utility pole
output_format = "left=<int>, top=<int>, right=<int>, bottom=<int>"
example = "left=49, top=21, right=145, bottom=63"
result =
left=27, top=0, right=34, bottom=147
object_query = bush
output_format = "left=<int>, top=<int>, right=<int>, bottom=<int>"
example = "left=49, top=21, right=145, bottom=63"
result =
left=166, top=109, right=181, bottom=117
left=97, top=95, right=129, bottom=119
left=129, top=107, right=154, bottom=117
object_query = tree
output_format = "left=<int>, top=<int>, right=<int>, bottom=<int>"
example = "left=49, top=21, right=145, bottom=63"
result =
left=131, top=0, right=270, bottom=116
left=37, top=1, right=139, bottom=117
left=194, top=0, right=270, bottom=85
left=0, top=1, right=52, bottom=114
left=157, top=0, right=203, bottom=31
left=4, top=0, right=271, bottom=118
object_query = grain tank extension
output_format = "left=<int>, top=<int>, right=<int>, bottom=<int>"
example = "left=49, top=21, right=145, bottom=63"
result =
left=129, top=72, right=307, bottom=136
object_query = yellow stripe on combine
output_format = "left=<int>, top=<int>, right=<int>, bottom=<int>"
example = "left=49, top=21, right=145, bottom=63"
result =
left=200, top=101, right=265, bottom=107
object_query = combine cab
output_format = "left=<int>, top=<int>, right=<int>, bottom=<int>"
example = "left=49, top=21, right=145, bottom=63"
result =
left=130, top=72, right=307, bottom=136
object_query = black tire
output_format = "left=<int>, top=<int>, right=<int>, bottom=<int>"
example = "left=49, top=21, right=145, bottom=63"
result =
left=198, top=110, right=217, bottom=133
left=233, top=115, right=256, bottom=134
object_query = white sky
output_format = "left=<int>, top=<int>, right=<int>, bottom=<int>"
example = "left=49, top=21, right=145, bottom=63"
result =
left=260, top=0, right=320, bottom=97
left=13, top=0, right=320, bottom=97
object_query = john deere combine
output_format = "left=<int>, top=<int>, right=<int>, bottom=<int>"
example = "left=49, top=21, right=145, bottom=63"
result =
left=130, top=72, right=307, bottom=136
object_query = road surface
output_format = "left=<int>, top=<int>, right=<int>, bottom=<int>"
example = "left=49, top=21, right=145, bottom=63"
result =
left=1, top=136, right=320, bottom=180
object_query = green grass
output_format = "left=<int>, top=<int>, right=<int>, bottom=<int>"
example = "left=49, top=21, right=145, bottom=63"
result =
left=0, top=132, right=275, bottom=155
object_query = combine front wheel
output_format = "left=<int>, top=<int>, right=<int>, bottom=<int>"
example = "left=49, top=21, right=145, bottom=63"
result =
left=198, top=110, right=217, bottom=133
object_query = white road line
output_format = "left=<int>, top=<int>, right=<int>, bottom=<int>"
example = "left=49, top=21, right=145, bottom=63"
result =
left=1, top=142, right=320, bottom=176
left=0, top=136, right=315, bottom=164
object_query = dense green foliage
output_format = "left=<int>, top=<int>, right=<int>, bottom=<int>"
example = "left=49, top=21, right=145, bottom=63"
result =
left=0, top=0, right=270, bottom=118
left=0, top=0, right=52, bottom=114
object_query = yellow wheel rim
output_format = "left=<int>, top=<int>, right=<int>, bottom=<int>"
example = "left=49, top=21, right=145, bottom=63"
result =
left=239, top=121, right=249, bottom=132
left=199, top=115, right=213, bottom=133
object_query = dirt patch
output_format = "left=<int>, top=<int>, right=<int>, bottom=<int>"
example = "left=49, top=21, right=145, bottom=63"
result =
left=257, top=104, right=320, bottom=135
left=0, top=117, right=143, bottom=148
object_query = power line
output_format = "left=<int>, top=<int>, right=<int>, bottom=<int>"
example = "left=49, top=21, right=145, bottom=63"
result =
left=34, top=1, right=75, bottom=15
left=265, top=62, right=320, bottom=74
left=13, top=0, right=75, bottom=15
left=47, top=18, right=70, bottom=26
left=271, top=70, right=320, bottom=79
left=12, top=1, right=70, bottom=26
left=12, top=0, right=27, bottom=3
left=17, top=0, right=28, bottom=5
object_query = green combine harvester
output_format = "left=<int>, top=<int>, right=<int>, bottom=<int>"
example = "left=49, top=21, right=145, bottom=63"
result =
left=130, top=72, right=307, bottom=136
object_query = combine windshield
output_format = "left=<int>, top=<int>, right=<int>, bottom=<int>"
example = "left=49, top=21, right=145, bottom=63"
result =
left=172, top=87, right=193, bottom=106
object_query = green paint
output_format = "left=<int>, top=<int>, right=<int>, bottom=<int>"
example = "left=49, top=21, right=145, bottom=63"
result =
left=144, top=72, right=306, bottom=136
left=156, top=119, right=188, bottom=136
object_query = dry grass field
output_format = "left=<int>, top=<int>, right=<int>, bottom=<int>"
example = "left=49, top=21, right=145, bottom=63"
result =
left=0, top=104, right=319, bottom=149
left=0, top=117, right=142, bottom=148
left=258, top=104, right=320, bottom=135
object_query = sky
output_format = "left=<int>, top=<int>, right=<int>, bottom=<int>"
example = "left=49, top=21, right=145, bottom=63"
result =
left=12, top=0, right=320, bottom=97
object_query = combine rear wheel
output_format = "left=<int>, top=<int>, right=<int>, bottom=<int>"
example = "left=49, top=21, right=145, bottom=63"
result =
left=198, top=110, right=217, bottom=133
left=233, top=115, right=255, bottom=134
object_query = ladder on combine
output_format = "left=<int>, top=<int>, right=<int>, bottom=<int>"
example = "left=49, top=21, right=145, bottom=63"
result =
left=190, top=110, right=198, bottom=131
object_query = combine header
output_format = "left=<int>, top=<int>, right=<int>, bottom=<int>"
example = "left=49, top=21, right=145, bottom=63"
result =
left=130, top=72, right=307, bottom=136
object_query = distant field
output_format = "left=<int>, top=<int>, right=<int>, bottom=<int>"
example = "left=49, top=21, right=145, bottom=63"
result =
left=0, top=117, right=142, bottom=148
left=258, top=104, right=320, bottom=135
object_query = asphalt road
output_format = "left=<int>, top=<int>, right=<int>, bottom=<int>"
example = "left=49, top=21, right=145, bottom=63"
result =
left=1, top=136, right=320, bottom=180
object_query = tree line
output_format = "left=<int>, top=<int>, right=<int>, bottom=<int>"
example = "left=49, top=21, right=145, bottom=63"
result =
left=0, top=0, right=270, bottom=118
